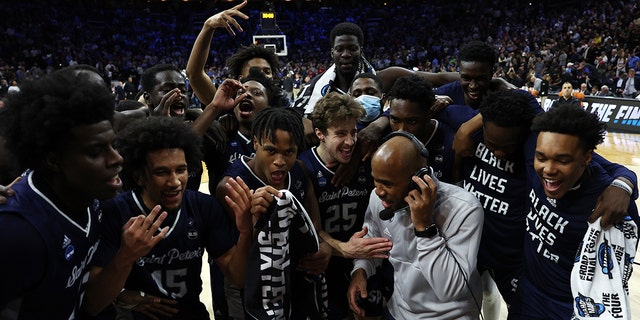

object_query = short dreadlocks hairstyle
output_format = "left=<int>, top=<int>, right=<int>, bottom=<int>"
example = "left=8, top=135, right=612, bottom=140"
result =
left=251, top=107, right=304, bottom=150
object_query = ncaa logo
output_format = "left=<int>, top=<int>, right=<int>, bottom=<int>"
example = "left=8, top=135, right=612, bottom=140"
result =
left=574, top=293, right=605, bottom=317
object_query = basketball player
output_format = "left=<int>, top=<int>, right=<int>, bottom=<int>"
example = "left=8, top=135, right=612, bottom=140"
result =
left=509, top=106, right=639, bottom=319
left=87, top=117, right=252, bottom=319
left=215, top=107, right=331, bottom=319
left=299, top=92, right=391, bottom=319
left=0, top=71, right=165, bottom=319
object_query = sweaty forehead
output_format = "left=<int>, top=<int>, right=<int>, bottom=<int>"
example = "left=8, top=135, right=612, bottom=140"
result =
left=333, top=34, right=360, bottom=47
left=242, top=80, right=267, bottom=91
left=459, top=61, right=493, bottom=76
left=154, top=70, right=185, bottom=86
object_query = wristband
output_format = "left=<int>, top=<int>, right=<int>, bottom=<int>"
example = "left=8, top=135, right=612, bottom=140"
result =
left=415, top=224, right=438, bottom=238
left=610, top=179, right=633, bottom=196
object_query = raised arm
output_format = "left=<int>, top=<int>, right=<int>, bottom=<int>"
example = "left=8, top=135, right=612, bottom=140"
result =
left=376, top=67, right=459, bottom=91
left=410, top=175, right=483, bottom=300
left=186, top=1, right=248, bottom=104
left=191, top=79, right=246, bottom=137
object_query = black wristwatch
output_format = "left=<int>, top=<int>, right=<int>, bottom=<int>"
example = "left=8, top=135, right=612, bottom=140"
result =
left=415, top=224, right=438, bottom=238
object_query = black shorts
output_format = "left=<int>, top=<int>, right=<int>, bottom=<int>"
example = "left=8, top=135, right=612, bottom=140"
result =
left=324, top=257, right=384, bottom=319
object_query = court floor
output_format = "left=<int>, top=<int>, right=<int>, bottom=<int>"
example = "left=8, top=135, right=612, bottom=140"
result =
left=198, top=131, right=640, bottom=319
left=599, top=132, right=640, bottom=320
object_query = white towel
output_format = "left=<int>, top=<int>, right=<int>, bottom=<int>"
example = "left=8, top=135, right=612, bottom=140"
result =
left=571, top=216, right=638, bottom=319
left=292, top=57, right=375, bottom=115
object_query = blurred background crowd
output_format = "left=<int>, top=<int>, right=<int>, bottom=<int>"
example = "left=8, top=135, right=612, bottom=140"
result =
left=1, top=0, right=640, bottom=105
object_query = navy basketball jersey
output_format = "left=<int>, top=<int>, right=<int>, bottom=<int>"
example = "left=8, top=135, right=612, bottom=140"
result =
left=201, top=130, right=255, bottom=316
left=298, top=147, right=372, bottom=242
left=0, top=171, right=102, bottom=320
left=223, top=156, right=307, bottom=201
left=523, top=156, right=637, bottom=301
left=202, top=131, right=255, bottom=186
left=435, top=81, right=466, bottom=106
left=424, top=119, right=456, bottom=183
left=462, top=141, right=529, bottom=271
left=94, top=190, right=236, bottom=319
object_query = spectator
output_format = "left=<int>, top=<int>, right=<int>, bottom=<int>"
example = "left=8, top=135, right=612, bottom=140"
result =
left=0, top=79, right=9, bottom=97
left=114, top=80, right=126, bottom=102
left=7, top=80, right=19, bottom=95
left=528, top=74, right=542, bottom=92
left=293, top=72, right=302, bottom=99
left=123, top=76, right=137, bottom=100
left=615, top=72, right=628, bottom=97
left=283, top=71, right=294, bottom=103
left=623, top=68, right=638, bottom=98
left=596, top=85, right=613, bottom=96
left=549, top=82, right=581, bottom=109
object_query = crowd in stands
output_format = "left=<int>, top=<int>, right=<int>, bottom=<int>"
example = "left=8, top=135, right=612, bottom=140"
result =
left=2, top=2, right=640, bottom=319
left=2, top=0, right=640, bottom=102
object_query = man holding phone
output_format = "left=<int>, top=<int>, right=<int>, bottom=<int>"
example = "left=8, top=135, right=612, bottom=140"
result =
left=347, top=132, right=484, bottom=319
